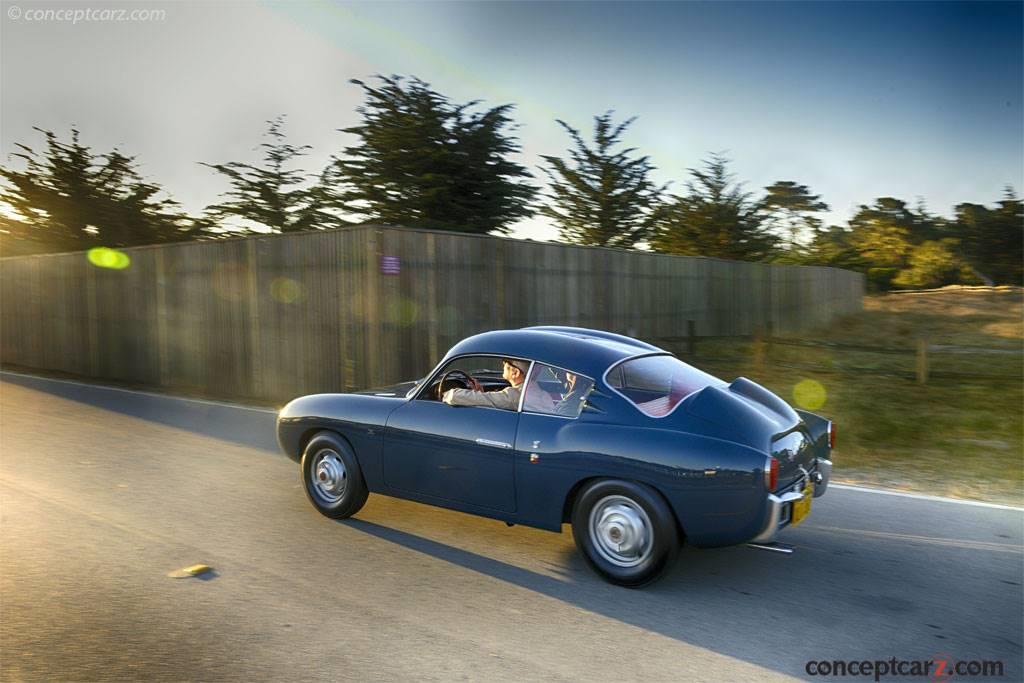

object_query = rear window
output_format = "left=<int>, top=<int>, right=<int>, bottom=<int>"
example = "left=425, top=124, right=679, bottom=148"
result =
left=606, top=355, right=725, bottom=417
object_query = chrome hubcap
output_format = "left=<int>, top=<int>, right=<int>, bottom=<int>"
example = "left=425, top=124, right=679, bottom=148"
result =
left=589, top=495, right=653, bottom=567
left=311, top=450, right=347, bottom=504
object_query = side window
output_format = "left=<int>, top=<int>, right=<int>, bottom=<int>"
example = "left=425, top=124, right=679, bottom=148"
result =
left=440, top=356, right=504, bottom=377
left=606, top=364, right=625, bottom=389
left=522, top=363, right=594, bottom=418
left=419, top=355, right=506, bottom=401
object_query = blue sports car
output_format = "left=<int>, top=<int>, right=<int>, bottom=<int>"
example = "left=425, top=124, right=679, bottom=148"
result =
left=277, top=327, right=834, bottom=586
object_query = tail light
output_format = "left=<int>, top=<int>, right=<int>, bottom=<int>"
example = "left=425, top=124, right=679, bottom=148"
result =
left=764, top=456, right=779, bottom=492
left=828, top=422, right=836, bottom=449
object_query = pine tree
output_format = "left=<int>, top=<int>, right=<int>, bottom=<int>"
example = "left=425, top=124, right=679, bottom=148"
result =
left=540, top=113, right=665, bottom=247
left=760, top=181, right=829, bottom=259
left=651, top=154, right=776, bottom=260
left=953, top=188, right=1023, bottom=284
left=0, top=127, right=186, bottom=255
left=202, top=116, right=334, bottom=233
left=326, top=76, right=536, bottom=234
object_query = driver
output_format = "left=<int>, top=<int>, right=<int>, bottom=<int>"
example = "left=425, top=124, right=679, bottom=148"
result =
left=442, top=358, right=528, bottom=410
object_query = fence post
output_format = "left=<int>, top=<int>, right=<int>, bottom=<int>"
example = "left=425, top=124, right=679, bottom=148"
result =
left=752, top=327, right=765, bottom=373
left=686, top=319, right=696, bottom=357
left=245, top=240, right=264, bottom=399
left=85, top=264, right=100, bottom=376
left=155, top=249, right=170, bottom=387
left=495, top=238, right=507, bottom=329
left=426, top=233, right=439, bottom=364
left=365, top=230, right=381, bottom=387
left=916, top=337, right=929, bottom=385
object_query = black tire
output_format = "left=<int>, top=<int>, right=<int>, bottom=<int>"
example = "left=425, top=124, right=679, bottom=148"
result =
left=300, top=431, right=369, bottom=519
left=571, top=479, right=680, bottom=587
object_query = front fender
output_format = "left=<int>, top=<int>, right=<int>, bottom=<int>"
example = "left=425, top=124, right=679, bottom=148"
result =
left=277, top=394, right=405, bottom=491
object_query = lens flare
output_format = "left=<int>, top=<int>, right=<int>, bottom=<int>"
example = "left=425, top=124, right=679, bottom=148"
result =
left=793, top=379, right=827, bottom=410
left=387, top=298, right=419, bottom=326
left=211, top=262, right=245, bottom=302
left=270, top=277, right=304, bottom=304
left=87, top=247, right=131, bottom=270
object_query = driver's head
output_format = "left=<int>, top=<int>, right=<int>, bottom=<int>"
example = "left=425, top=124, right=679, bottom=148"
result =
left=501, top=359, right=528, bottom=387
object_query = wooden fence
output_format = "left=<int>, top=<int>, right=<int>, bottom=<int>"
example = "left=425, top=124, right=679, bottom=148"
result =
left=0, top=225, right=864, bottom=403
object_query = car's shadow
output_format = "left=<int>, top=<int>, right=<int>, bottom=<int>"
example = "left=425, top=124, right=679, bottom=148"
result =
left=0, top=370, right=280, bottom=454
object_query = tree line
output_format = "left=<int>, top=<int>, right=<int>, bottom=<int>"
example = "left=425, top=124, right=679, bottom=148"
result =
left=1, top=75, right=1020, bottom=289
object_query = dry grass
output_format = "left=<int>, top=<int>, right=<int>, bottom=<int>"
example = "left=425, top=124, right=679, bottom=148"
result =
left=852, top=286, right=1022, bottom=345
left=685, top=286, right=1023, bottom=506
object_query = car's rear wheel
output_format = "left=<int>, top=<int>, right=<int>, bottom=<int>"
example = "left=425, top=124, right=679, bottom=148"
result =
left=571, top=479, right=679, bottom=587
left=301, top=432, right=369, bottom=519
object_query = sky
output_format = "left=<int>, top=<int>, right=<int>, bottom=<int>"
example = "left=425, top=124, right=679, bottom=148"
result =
left=1, top=0, right=1022, bottom=241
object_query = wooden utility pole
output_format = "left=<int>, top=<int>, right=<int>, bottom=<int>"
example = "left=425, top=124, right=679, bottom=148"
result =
left=916, top=338, right=929, bottom=385
left=752, top=327, right=766, bottom=373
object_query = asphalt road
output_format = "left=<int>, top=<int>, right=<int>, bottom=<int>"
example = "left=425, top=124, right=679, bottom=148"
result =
left=1, top=372, right=1021, bottom=682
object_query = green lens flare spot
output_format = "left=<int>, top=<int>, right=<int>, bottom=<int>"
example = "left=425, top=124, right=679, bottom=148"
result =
left=270, top=277, right=304, bottom=304
left=793, top=379, right=827, bottom=410
left=87, top=247, right=131, bottom=270
left=387, top=298, right=419, bottom=326
left=790, top=378, right=823, bottom=411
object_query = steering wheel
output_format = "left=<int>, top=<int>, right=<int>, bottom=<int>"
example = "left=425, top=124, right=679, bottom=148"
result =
left=435, top=369, right=482, bottom=400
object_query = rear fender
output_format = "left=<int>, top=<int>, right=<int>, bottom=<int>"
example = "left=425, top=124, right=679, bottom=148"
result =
left=516, top=422, right=767, bottom=542
left=796, top=408, right=832, bottom=457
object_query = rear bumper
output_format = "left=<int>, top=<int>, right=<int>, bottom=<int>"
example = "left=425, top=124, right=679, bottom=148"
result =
left=814, top=457, right=832, bottom=498
left=750, top=457, right=832, bottom=543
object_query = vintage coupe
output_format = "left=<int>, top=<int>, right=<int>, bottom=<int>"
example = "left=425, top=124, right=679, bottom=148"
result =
left=277, top=327, right=834, bottom=586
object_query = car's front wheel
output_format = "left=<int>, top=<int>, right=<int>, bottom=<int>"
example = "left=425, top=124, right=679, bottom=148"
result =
left=301, top=432, right=369, bottom=519
left=571, top=479, right=680, bottom=587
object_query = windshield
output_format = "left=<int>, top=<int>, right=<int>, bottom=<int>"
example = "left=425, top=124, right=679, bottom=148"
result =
left=605, top=355, right=726, bottom=417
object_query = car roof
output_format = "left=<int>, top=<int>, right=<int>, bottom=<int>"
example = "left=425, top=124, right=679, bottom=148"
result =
left=442, top=326, right=666, bottom=379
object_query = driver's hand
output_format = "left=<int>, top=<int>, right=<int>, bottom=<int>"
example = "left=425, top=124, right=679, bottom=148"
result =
left=468, top=377, right=483, bottom=392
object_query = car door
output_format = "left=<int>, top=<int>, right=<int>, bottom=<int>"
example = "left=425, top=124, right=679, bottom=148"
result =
left=381, top=357, right=520, bottom=512
left=512, top=364, right=597, bottom=524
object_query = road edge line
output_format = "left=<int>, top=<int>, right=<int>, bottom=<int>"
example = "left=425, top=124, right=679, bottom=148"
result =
left=829, top=483, right=1023, bottom=512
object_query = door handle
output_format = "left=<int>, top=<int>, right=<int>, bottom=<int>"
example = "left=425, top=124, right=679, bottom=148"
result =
left=475, top=438, right=512, bottom=449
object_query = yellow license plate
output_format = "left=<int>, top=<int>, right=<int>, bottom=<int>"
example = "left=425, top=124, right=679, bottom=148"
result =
left=791, top=484, right=812, bottom=526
